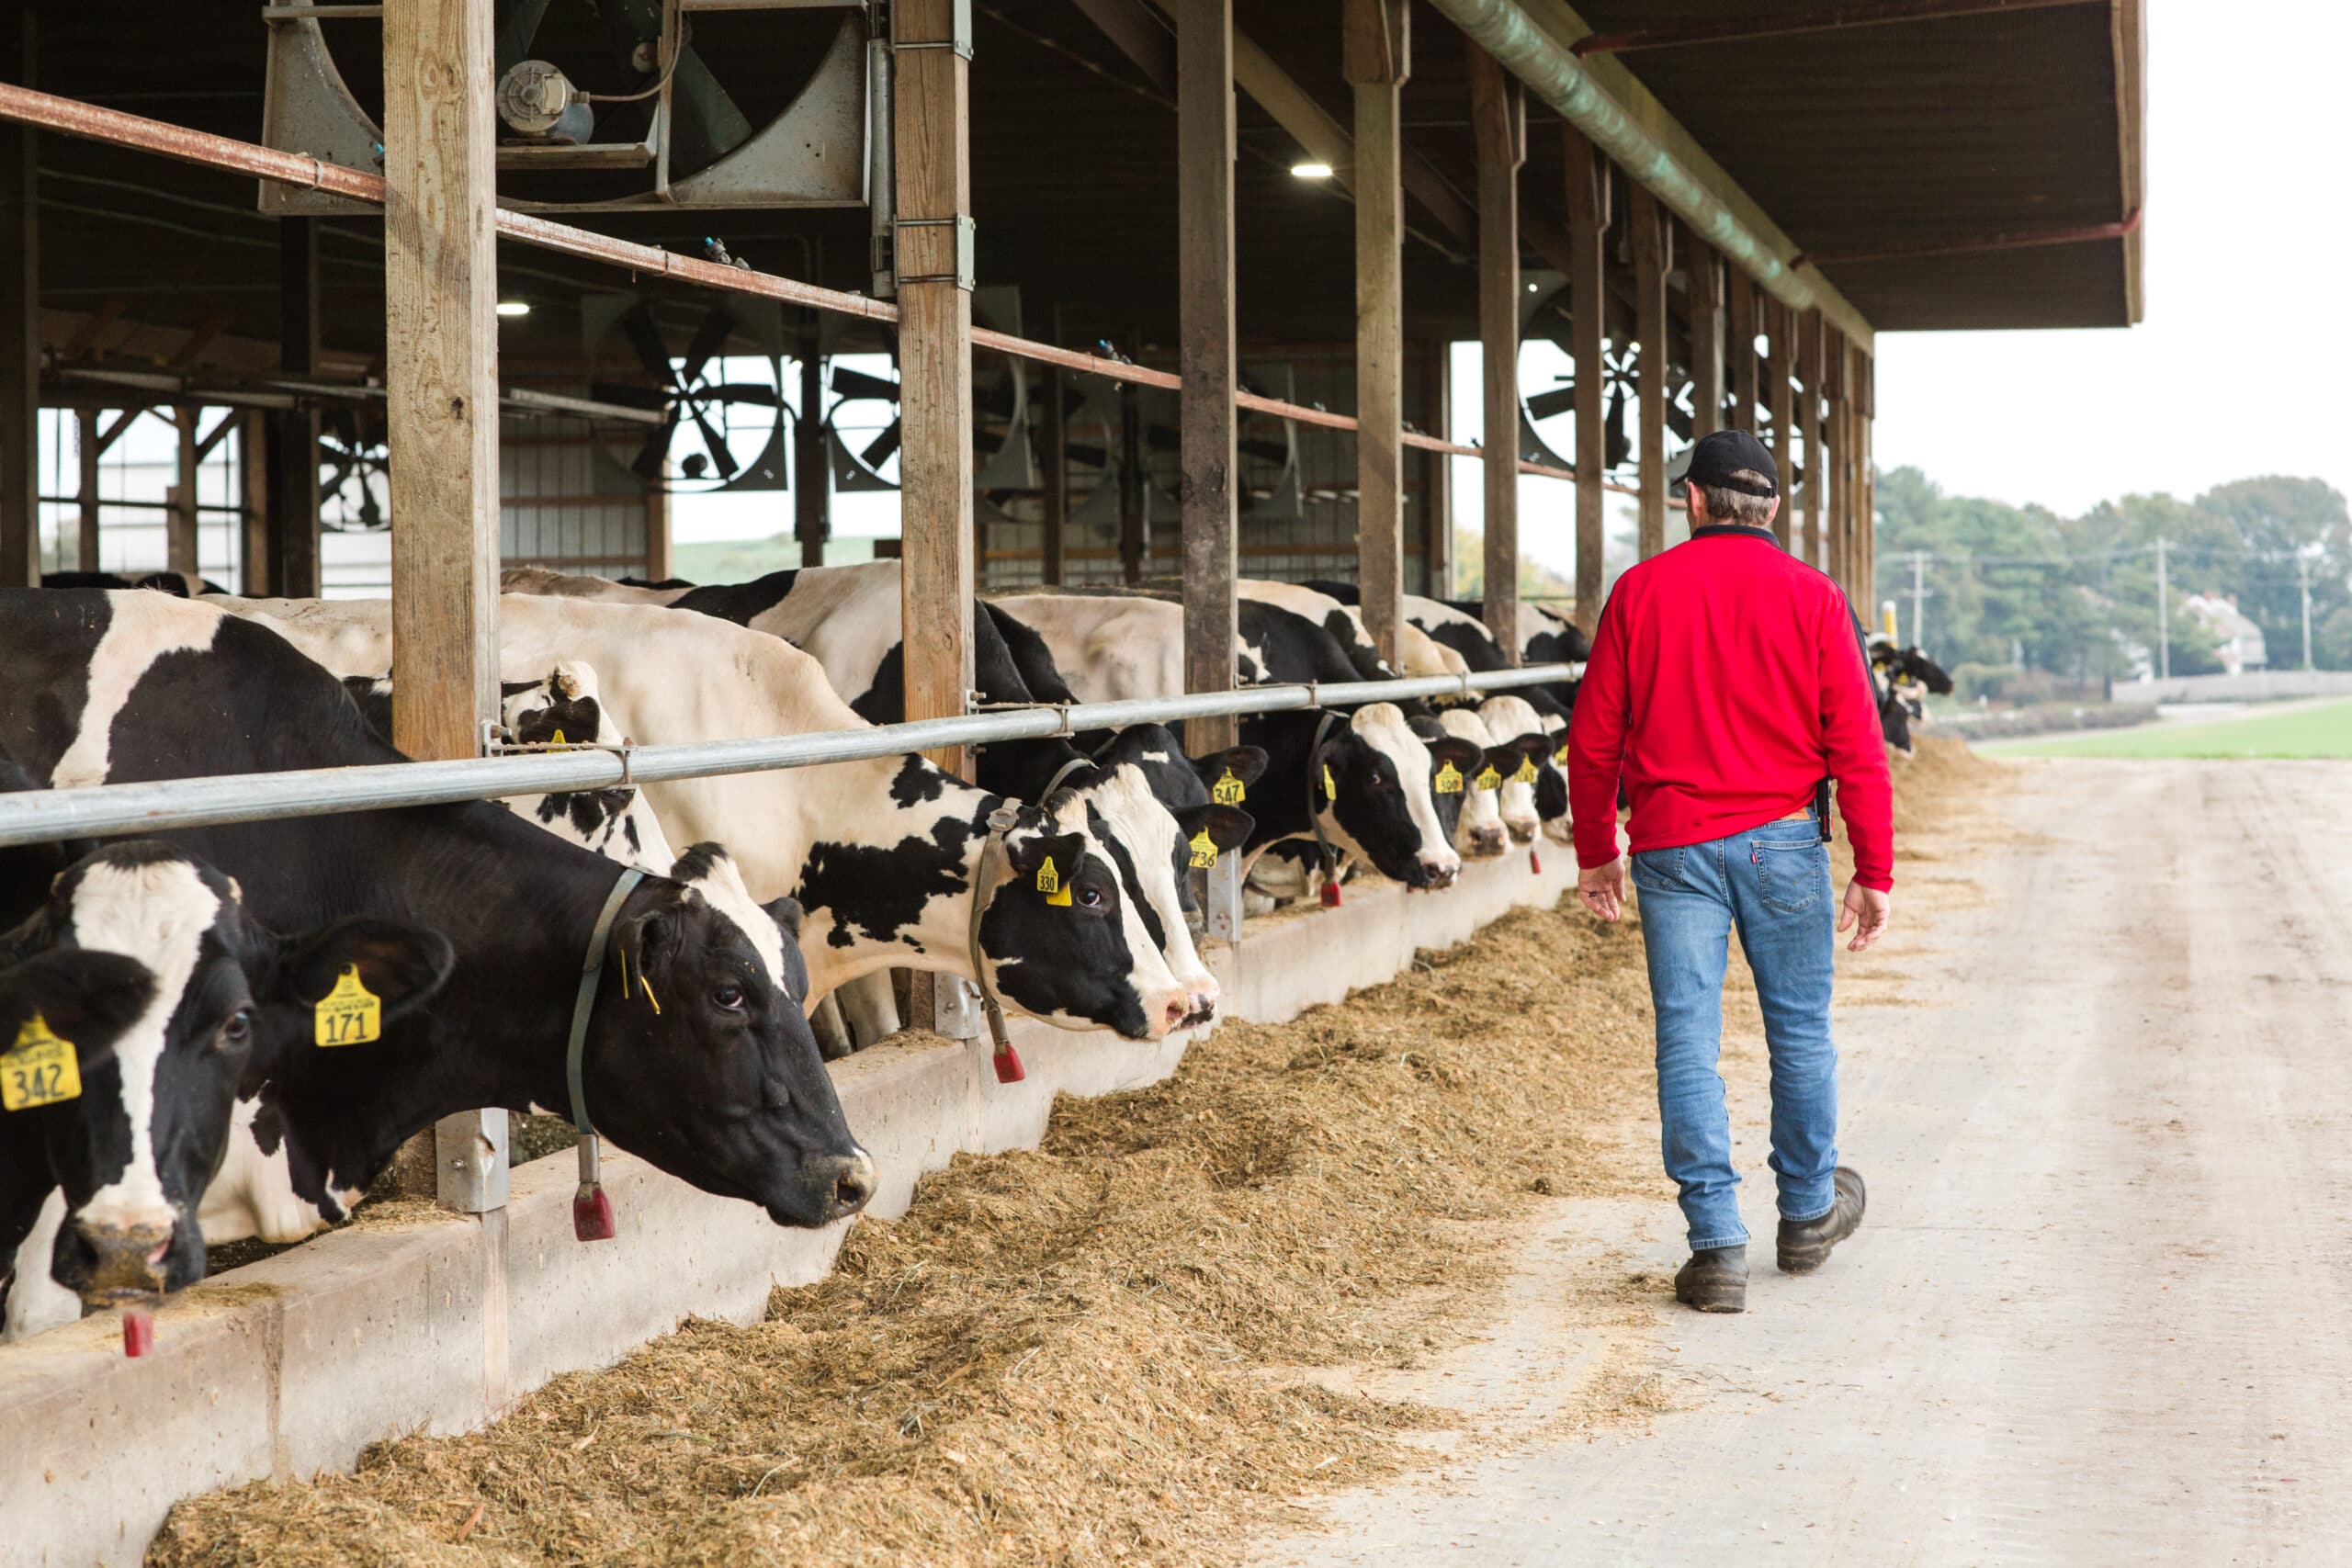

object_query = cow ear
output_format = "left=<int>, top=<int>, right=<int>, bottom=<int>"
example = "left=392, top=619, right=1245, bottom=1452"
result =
left=1004, top=830, right=1087, bottom=893
left=1516, top=732, right=1553, bottom=760
left=278, top=918, right=455, bottom=1022
left=1176, top=803, right=1253, bottom=852
left=762, top=894, right=804, bottom=943
left=1483, top=743, right=1525, bottom=780
left=0, top=948, right=153, bottom=1076
left=609, top=893, right=684, bottom=990
left=1427, top=734, right=1484, bottom=773
left=1406, top=713, right=1446, bottom=743
left=1190, top=744, right=1268, bottom=790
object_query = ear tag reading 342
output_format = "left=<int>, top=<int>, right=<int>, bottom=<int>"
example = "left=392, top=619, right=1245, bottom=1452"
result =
left=314, top=964, right=383, bottom=1047
left=1211, top=770, right=1247, bottom=806
left=1434, top=761, right=1464, bottom=795
left=1321, top=764, right=1338, bottom=801
left=1036, top=855, right=1073, bottom=907
left=1513, top=756, right=1538, bottom=785
left=1189, top=828, right=1219, bottom=870
left=2, top=1014, right=81, bottom=1111
left=1475, top=765, right=1503, bottom=792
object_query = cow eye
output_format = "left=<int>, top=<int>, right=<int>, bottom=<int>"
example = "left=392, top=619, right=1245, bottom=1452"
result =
left=1365, top=769, right=1382, bottom=788
left=1077, top=886, right=1104, bottom=909
left=711, top=983, right=747, bottom=1012
left=219, top=1009, right=254, bottom=1048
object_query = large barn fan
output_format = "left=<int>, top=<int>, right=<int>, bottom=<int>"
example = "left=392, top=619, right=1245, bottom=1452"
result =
left=1518, top=274, right=1715, bottom=486
left=583, top=293, right=786, bottom=492
left=260, top=0, right=877, bottom=214
left=823, top=287, right=1036, bottom=494
left=319, top=407, right=391, bottom=532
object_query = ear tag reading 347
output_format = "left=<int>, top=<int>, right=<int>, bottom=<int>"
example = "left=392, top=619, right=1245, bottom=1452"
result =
left=314, top=964, right=383, bottom=1047
left=1513, top=756, right=1538, bottom=785
left=1321, top=763, right=1338, bottom=801
left=1036, top=855, right=1072, bottom=907
left=1189, top=828, right=1219, bottom=870
left=1434, top=761, right=1464, bottom=795
left=2, top=1014, right=81, bottom=1111
left=1475, top=765, right=1503, bottom=792
left=1211, top=770, right=1247, bottom=806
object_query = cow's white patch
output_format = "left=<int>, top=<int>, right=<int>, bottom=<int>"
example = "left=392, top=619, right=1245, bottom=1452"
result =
left=1069, top=763, right=1216, bottom=1000
left=52, top=592, right=223, bottom=789
left=679, top=851, right=788, bottom=995
left=64, top=857, right=222, bottom=1232
left=1437, top=707, right=1506, bottom=852
left=4, top=1191, right=77, bottom=1341
left=1477, top=695, right=1546, bottom=839
left=197, top=1098, right=358, bottom=1245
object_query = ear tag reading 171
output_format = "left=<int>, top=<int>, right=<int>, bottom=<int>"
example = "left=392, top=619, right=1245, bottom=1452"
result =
left=1434, top=761, right=1464, bottom=795
left=1, top=1014, right=81, bottom=1111
left=314, top=964, right=383, bottom=1047
left=1036, top=855, right=1072, bottom=907
left=1321, top=764, right=1338, bottom=801
left=1475, top=765, right=1503, bottom=792
left=1513, top=756, right=1538, bottom=785
left=1212, top=770, right=1247, bottom=806
left=1189, top=828, right=1219, bottom=870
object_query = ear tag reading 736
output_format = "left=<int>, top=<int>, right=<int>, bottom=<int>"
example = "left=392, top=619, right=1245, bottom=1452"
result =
left=1433, top=761, right=1464, bottom=795
left=1513, top=756, right=1539, bottom=785
left=1321, top=764, right=1338, bottom=801
left=314, top=964, right=382, bottom=1047
left=2, top=1014, right=81, bottom=1111
left=1035, top=855, right=1072, bottom=907
left=1189, top=829, right=1219, bottom=870
left=1212, top=770, right=1247, bottom=806
left=1475, top=765, right=1503, bottom=792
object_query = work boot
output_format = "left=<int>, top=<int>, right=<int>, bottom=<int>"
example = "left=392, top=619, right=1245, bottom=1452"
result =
left=1777, top=1167, right=1867, bottom=1275
left=1673, top=1245, right=1748, bottom=1314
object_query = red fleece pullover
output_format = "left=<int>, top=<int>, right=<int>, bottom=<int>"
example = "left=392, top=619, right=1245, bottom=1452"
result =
left=1567, top=525, right=1894, bottom=891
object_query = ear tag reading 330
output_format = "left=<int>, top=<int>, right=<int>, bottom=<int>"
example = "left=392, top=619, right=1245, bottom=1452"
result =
left=1513, top=756, right=1538, bottom=784
left=1475, top=765, right=1502, bottom=792
left=1212, top=770, right=1247, bottom=806
left=2, top=1014, right=81, bottom=1111
left=1189, top=828, right=1219, bottom=869
left=1035, top=855, right=1072, bottom=907
left=315, top=964, right=383, bottom=1047
left=1433, top=761, right=1464, bottom=795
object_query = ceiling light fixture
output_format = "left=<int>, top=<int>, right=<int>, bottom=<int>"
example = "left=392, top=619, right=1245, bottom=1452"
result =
left=496, top=300, right=531, bottom=318
left=1291, top=161, right=1335, bottom=180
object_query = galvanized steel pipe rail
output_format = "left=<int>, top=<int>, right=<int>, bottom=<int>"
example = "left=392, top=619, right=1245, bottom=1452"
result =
left=0, top=666, right=1580, bottom=850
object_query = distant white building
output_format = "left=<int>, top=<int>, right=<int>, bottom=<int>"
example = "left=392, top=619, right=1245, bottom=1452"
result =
left=2180, top=592, right=2269, bottom=676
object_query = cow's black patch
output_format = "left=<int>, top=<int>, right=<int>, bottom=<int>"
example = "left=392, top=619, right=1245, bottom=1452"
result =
left=888, top=751, right=950, bottom=807
left=796, top=813, right=978, bottom=950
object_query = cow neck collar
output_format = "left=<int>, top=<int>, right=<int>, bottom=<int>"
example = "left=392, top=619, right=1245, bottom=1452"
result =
left=1307, top=709, right=1344, bottom=878
left=965, top=803, right=1025, bottom=1077
left=566, top=864, right=645, bottom=1220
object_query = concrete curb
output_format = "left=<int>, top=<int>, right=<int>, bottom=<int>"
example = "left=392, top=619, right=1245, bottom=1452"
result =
left=3, top=846, right=1573, bottom=1565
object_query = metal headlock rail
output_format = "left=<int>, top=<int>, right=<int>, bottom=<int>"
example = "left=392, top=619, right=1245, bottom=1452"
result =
left=0, top=82, right=1656, bottom=497
left=0, top=666, right=1580, bottom=850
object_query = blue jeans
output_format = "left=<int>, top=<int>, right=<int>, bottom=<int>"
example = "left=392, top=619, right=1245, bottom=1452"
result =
left=1631, top=813, right=1839, bottom=1252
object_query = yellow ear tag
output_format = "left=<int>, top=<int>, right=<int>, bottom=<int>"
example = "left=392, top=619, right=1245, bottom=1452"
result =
left=1036, top=855, right=1072, bottom=907
left=1188, top=828, right=1219, bottom=870
left=549, top=728, right=569, bottom=746
left=1321, top=764, right=1338, bottom=801
left=1434, top=761, right=1464, bottom=795
left=2, top=1014, right=81, bottom=1111
left=1211, top=769, right=1247, bottom=806
left=1475, top=765, right=1503, bottom=792
left=1554, top=744, right=1569, bottom=769
left=1514, top=756, right=1538, bottom=785
left=314, top=964, right=383, bottom=1047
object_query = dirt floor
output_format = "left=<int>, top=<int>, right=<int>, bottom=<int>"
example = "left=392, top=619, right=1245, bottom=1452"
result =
left=146, top=742, right=1988, bottom=1568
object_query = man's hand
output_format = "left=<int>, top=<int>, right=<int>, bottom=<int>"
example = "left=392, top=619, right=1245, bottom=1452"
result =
left=1838, top=879, right=1892, bottom=952
left=1578, top=859, right=1626, bottom=922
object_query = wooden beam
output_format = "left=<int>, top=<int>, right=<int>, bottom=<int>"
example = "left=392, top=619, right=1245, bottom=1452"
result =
left=1178, top=0, right=1239, bottom=753
left=1629, top=183, right=1669, bottom=560
left=384, top=0, right=508, bottom=1218
left=1470, top=43, right=1523, bottom=661
left=1564, top=123, right=1608, bottom=635
left=63, top=294, right=123, bottom=361
left=794, top=312, right=826, bottom=567
left=1068, top=0, right=1174, bottom=94
left=0, top=11, right=35, bottom=588
left=1423, top=337, right=1451, bottom=597
left=193, top=408, right=239, bottom=463
left=1797, top=307, right=1823, bottom=569
left=894, top=0, right=977, bottom=777
left=1686, top=231, right=1724, bottom=439
left=2110, top=0, right=2145, bottom=323
left=1767, top=295, right=1795, bottom=550
left=644, top=483, right=671, bottom=581
left=1825, top=327, right=1849, bottom=593
left=240, top=411, right=269, bottom=593
left=271, top=219, right=322, bottom=598
left=1346, top=0, right=1409, bottom=668
left=1725, top=265, right=1758, bottom=435
left=92, top=407, right=141, bottom=459
left=167, top=410, right=199, bottom=576
left=76, top=406, right=101, bottom=572
left=166, top=310, right=234, bottom=374
left=1040, top=361, right=1067, bottom=585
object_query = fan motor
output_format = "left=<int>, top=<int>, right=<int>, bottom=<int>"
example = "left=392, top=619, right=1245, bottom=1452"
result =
left=496, top=60, right=593, bottom=144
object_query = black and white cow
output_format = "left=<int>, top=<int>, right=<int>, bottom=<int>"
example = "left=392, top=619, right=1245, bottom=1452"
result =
left=44, top=570, right=229, bottom=598
left=1, top=840, right=454, bottom=1337
left=218, top=592, right=1203, bottom=1044
left=1303, top=581, right=1584, bottom=725
left=0, top=591, right=876, bottom=1268
left=1475, top=693, right=1568, bottom=841
left=1238, top=580, right=1467, bottom=682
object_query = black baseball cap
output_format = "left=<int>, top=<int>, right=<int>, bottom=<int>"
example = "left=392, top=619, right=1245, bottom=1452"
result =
left=1670, top=429, right=1780, bottom=497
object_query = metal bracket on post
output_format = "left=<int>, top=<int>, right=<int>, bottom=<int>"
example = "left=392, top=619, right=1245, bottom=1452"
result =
left=1204, top=850, right=1243, bottom=949
left=888, top=0, right=972, bottom=58
left=435, top=1107, right=510, bottom=1213
left=892, top=215, right=974, bottom=289
left=930, top=971, right=982, bottom=1041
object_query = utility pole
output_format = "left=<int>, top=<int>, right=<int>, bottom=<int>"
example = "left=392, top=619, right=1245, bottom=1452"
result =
left=2301, top=553, right=2314, bottom=671
left=1906, top=548, right=1932, bottom=649
left=2154, top=536, right=2169, bottom=681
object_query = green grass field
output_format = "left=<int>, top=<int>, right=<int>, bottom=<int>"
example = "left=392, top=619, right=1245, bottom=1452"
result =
left=1982, top=697, right=2352, bottom=760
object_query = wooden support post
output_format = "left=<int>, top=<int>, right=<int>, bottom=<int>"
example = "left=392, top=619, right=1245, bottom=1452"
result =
left=1687, top=233, right=1724, bottom=440
left=1726, top=268, right=1758, bottom=436
left=1824, top=328, right=1849, bottom=594
left=1345, top=0, right=1408, bottom=669
left=644, top=485, right=672, bottom=581
left=0, top=11, right=36, bottom=587
left=76, top=407, right=102, bottom=572
left=1629, top=184, right=1670, bottom=560
left=1117, top=383, right=1143, bottom=584
left=241, top=412, right=269, bottom=593
left=1040, top=362, right=1066, bottom=585
left=168, top=409, right=201, bottom=576
left=270, top=219, right=322, bottom=597
left=1856, top=351, right=1875, bottom=609
left=1797, top=308, right=1823, bottom=570
left=1423, top=338, right=1451, bottom=598
left=794, top=312, right=827, bottom=569
left=384, top=0, right=509, bottom=1218
left=1469, top=41, right=1522, bottom=661
left=1564, top=124, right=1609, bottom=636
left=893, top=0, right=976, bottom=778
left=1767, top=296, right=1795, bottom=551
left=1178, top=0, right=1238, bottom=753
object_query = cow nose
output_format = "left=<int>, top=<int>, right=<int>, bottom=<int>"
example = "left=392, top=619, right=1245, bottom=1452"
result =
left=1468, top=824, right=1507, bottom=856
left=1505, top=816, right=1539, bottom=844
left=68, top=1214, right=177, bottom=1301
left=825, top=1149, right=877, bottom=1217
left=1184, top=989, right=1218, bottom=1027
left=1418, top=855, right=1460, bottom=890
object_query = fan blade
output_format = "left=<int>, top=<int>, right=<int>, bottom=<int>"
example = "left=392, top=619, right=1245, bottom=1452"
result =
left=975, top=368, right=1018, bottom=421
left=830, top=365, right=901, bottom=401
left=702, top=381, right=782, bottom=407
left=620, top=301, right=674, bottom=388
left=678, top=305, right=738, bottom=389
left=1525, top=385, right=1577, bottom=422
left=860, top=420, right=904, bottom=468
left=686, top=400, right=740, bottom=481
left=631, top=409, right=681, bottom=481
left=588, top=381, right=672, bottom=411
left=1604, top=388, right=1630, bottom=471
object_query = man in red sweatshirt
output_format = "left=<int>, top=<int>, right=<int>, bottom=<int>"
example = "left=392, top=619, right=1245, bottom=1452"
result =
left=1568, top=428, right=1892, bottom=1314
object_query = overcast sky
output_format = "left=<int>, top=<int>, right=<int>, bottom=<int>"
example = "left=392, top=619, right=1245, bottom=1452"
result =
left=1872, top=0, right=2346, bottom=517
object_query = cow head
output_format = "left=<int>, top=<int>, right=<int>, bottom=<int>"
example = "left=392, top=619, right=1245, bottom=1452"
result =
left=1317, top=704, right=1475, bottom=890
left=1476, top=695, right=1563, bottom=843
left=588, top=845, right=873, bottom=1228
left=6, top=841, right=450, bottom=1307
left=1430, top=710, right=1507, bottom=858
left=977, top=798, right=1195, bottom=1042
